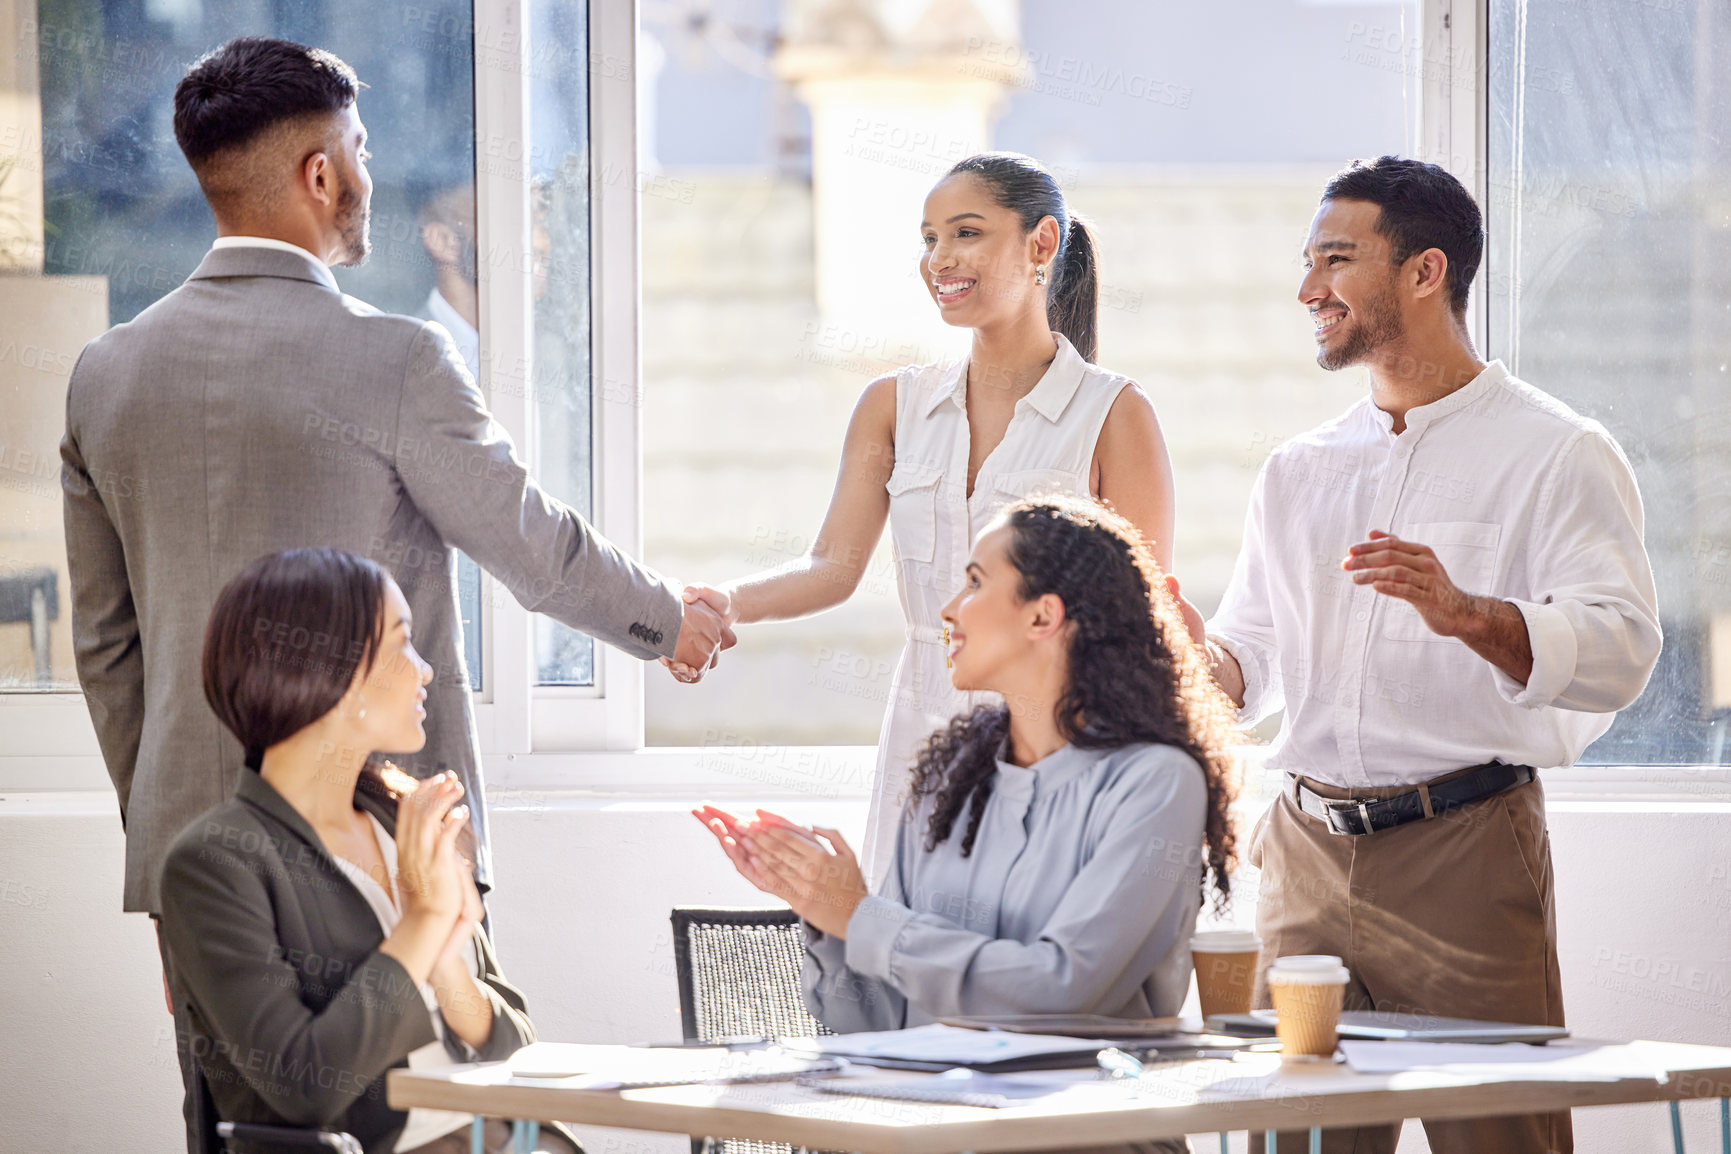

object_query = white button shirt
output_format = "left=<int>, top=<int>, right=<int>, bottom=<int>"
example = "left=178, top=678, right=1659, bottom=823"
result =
left=1207, top=360, right=1661, bottom=787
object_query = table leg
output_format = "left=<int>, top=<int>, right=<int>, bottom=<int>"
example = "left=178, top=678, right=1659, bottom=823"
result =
left=29, top=587, right=49, bottom=686
left=1219, top=1133, right=1229, bottom=1154
left=1720, top=1098, right=1728, bottom=1154
left=1309, top=1128, right=1321, bottom=1154
left=1673, top=1100, right=1686, bottom=1154
left=471, top=1116, right=485, bottom=1154
left=1265, top=1130, right=1277, bottom=1151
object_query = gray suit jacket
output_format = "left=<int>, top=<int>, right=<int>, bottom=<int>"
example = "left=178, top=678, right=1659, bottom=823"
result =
left=159, top=770, right=571, bottom=1154
left=62, top=244, right=683, bottom=912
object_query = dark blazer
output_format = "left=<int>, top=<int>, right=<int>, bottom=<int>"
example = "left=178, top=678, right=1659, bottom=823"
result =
left=158, top=769, right=561, bottom=1154
left=63, top=244, right=684, bottom=912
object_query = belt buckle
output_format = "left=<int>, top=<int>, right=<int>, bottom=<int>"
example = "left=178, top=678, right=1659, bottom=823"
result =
left=1324, top=797, right=1377, bottom=835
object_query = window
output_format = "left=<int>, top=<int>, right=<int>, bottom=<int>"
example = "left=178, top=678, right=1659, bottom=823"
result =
left=0, top=0, right=643, bottom=764
left=2, top=0, right=482, bottom=695
left=1484, top=0, right=1725, bottom=764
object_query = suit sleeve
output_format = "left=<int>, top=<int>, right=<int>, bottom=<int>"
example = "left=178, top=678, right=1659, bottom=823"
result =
left=393, top=321, right=683, bottom=660
left=60, top=365, right=145, bottom=822
left=159, top=830, right=439, bottom=1127
left=459, top=926, right=536, bottom=1063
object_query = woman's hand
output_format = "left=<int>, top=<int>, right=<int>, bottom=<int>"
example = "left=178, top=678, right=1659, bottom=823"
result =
left=740, top=810, right=869, bottom=940
left=693, top=804, right=796, bottom=902
left=394, top=772, right=468, bottom=923
left=379, top=772, right=469, bottom=985
left=427, top=862, right=495, bottom=1052
left=662, top=584, right=740, bottom=681
left=430, top=860, right=483, bottom=983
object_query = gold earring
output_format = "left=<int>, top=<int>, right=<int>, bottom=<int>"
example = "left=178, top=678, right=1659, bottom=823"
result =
left=1034, top=264, right=1046, bottom=286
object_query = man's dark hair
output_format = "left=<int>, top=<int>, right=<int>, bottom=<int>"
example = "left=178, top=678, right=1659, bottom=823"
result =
left=173, top=37, right=359, bottom=168
left=1323, top=156, right=1484, bottom=315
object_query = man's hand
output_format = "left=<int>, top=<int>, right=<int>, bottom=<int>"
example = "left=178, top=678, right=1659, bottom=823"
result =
left=1163, top=573, right=1206, bottom=649
left=1345, top=529, right=1533, bottom=684
left=1343, top=530, right=1477, bottom=635
left=1165, top=573, right=1246, bottom=708
left=665, top=585, right=737, bottom=683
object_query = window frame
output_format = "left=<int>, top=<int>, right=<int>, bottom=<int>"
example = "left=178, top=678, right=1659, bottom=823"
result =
left=1416, top=0, right=1488, bottom=350
left=474, top=0, right=646, bottom=754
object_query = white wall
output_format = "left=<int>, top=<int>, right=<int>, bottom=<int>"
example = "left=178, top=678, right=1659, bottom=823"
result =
left=2, top=764, right=1728, bottom=1153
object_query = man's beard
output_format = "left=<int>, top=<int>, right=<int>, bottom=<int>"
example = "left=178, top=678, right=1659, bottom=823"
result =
left=332, top=168, right=372, bottom=266
left=1318, top=279, right=1403, bottom=371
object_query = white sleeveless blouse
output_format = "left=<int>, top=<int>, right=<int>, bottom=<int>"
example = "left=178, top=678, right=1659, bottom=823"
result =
left=862, top=333, right=1133, bottom=881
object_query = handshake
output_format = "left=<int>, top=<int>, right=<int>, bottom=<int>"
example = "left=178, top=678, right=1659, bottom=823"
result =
left=661, top=583, right=740, bottom=684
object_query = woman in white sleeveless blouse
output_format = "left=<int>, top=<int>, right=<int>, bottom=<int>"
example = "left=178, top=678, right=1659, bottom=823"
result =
left=674, top=153, right=1192, bottom=880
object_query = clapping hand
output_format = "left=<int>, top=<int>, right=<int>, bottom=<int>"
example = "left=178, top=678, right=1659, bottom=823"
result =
left=664, top=584, right=739, bottom=683
left=394, top=771, right=469, bottom=928
left=692, top=805, right=868, bottom=939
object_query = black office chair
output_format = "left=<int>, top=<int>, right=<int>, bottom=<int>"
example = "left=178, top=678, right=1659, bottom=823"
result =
left=670, top=908, right=833, bottom=1154
left=193, top=1062, right=362, bottom=1154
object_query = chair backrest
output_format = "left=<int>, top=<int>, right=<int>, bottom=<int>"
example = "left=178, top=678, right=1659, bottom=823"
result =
left=670, top=907, right=831, bottom=1042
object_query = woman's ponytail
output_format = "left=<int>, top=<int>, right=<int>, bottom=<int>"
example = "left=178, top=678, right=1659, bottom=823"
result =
left=1048, top=215, right=1098, bottom=363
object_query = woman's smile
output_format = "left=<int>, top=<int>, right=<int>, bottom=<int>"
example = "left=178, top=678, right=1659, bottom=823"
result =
left=934, top=276, right=977, bottom=305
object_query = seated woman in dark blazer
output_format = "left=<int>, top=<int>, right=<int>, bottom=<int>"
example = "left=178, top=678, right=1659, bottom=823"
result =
left=159, top=547, right=575, bottom=1154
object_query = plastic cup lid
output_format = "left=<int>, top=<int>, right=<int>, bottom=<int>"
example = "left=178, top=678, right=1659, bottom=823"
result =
left=1267, top=954, right=1351, bottom=984
left=1189, top=930, right=1262, bottom=952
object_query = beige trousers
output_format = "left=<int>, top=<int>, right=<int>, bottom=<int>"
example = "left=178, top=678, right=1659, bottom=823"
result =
left=1246, top=768, right=1572, bottom=1154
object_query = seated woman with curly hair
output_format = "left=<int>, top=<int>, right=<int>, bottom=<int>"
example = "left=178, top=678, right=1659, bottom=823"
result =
left=696, top=495, right=1239, bottom=1054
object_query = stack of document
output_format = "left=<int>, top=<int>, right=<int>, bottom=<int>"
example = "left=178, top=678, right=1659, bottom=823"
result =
left=1339, top=1041, right=1668, bottom=1082
left=505, top=1044, right=842, bottom=1089
left=782, top=1023, right=1114, bottom=1072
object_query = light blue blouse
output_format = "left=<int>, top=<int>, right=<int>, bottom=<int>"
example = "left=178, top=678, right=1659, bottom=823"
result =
left=802, top=740, right=1207, bottom=1032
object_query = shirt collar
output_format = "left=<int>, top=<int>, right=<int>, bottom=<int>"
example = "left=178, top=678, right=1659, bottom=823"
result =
left=920, top=333, right=1090, bottom=421
left=189, top=241, right=340, bottom=293
left=1368, top=359, right=1508, bottom=434
left=211, top=234, right=328, bottom=267
left=993, top=739, right=1110, bottom=793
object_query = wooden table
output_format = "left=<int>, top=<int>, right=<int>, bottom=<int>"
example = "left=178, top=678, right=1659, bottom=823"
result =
left=389, top=1039, right=1731, bottom=1153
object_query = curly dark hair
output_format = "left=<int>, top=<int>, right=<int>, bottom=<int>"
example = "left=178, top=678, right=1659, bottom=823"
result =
left=907, top=496, right=1241, bottom=909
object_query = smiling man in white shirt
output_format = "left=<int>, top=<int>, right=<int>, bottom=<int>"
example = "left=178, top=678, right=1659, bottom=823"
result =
left=1200, top=157, right=1661, bottom=1154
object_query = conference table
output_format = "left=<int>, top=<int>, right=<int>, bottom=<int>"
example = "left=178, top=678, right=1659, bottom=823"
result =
left=389, top=1037, right=1731, bottom=1153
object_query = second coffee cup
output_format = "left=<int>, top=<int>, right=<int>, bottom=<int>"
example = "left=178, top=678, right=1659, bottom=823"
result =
left=1267, top=954, right=1351, bottom=1059
left=1190, top=929, right=1262, bottom=1018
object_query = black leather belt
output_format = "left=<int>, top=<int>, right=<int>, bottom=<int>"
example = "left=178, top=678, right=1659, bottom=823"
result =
left=1289, top=762, right=1536, bottom=836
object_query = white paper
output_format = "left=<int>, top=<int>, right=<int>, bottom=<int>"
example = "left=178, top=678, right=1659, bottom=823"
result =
left=786, top=1023, right=1108, bottom=1065
left=1340, top=1041, right=1666, bottom=1082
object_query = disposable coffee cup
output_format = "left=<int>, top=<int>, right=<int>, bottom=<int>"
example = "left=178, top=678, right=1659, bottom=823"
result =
left=1267, top=954, right=1350, bottom=1059
left=1190, top=929, right=1262, bottom=1018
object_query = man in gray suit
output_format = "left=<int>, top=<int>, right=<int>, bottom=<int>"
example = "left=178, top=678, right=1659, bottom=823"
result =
left=61, top=31, right=724, bottom=1010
